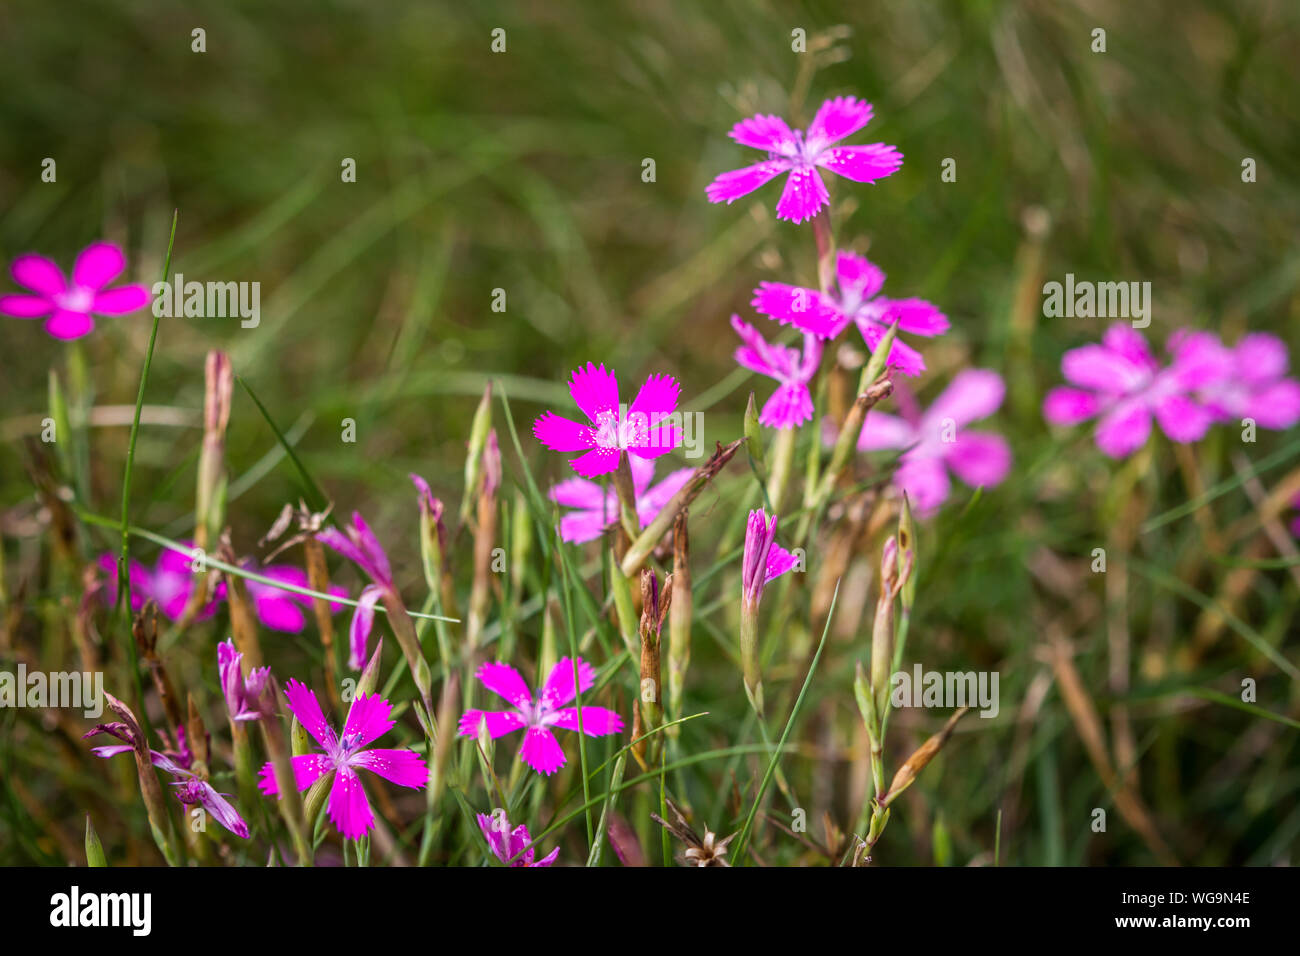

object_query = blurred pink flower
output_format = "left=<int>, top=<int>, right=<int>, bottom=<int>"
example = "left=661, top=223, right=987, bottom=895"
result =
left=1043, top=324, right=1230, bottom=458
left=476, top=812, right=559, bottom=867
left=97, top=543, right=223, bottom=622
left=533, top=363, right=682, bottom=478
left=849, top=369, right=1011, bottom=514
left=549, top=456, right=692, bottom=543
left=753, top=251, right=948, bottom=376
left=706, top=97, right=903, bottom=223
left=459, top=656, right=623, bottom=775
left=244, top=565, right=345, bottom=634
left=258, top=680, right=427, bottom=840
left=0, top=242, right=150, bottom=340
left=731, top=316, right=823, bottom=428
left=1191, top=331, right=1300, bottom=431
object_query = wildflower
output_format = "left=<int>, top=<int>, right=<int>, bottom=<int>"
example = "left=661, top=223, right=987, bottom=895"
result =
left=651, top=796, right=735, bottom=867
left=753, top=251, right=948, bottom=376
left=706, top=96, right=902, bottom=224
left=0, top=242, right=150, bottom=339
left=97, top=543, right=224, bottom=622
left=1191, top=331, right=1300, bottom=431
left=243, top=565, right=346, bottom=634
left=548, top=455, right=693, bottom=543
left=1042, top=324, right=1229, bottom=458
left=85, top=722, right=249, bottom=839
left=476, top=812, right=559, bottom=867
left=217, top=638, right=275, bottom=722
left=739, top=509, right=798, bottom=715
left=317, top=512, right=395, bottom=669
left=258, top=679, right=428, bottom=840
left=731, top=316, right=823, bottom=428
left=849, top=369, right=1011, bottom=514
left=533, top=363, right=682, bottom=478
left=458, top=656, right=624, bottom=775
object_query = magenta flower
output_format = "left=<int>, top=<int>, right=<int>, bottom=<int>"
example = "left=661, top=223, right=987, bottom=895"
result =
left=0, top=242, right=151, bottom=340
left=731, top=316, right=823, bottom=428
left=1043, top=324, right=1230, bottom=458
left=549, top=456, right=693, bottom=544
left=476, top=812, right=559, bottom=867
left=1192, top=331, right=1300, bottom=431
left=753, top=251, right=948, bottom=376
left=217, top=638, right=275, bottom=722
left=244, top=565, right=346, bottom=634
left=459, top=657, right=624, bottom=775
left=85, top=725, right=249, bottom=839
left=706, top=96, right=903, bottom=224
left=533, top=363, right=682, bottom=478
left=317, top=512, right=397, bottom=668
left=97, top=543, right=224, bottom=622
left=849, top=369, right=1011, bottom=514
left=259, top=680, right=428, bottom=840
left=741, top=509, right=798, bottom=612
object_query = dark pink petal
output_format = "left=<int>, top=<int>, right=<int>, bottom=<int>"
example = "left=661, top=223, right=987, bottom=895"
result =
left=728, top=114, right=798, bottom=154
left=11, top=254, right=65, bottom=297
left=351, top=748, right=428, bottom=788
left=637, top=467, right=694, bottom=522
left=477, top=812, right=511, bottom=861
left=257, top=754, right=333, bottom=795
left=475, top=661, right=533, bottom=709
left=1094, top=401, right=1152, bottom=458
left=774, top=166, right=830, bottom=224
left=894, top=455, right=952, bottom=514
left=760, top=382, right=814, bottom=429
left=1233, top=333, right=1289, bottom=386
left=349, top=513, right=393, bottom=586
left=519, top=726, right=566, bottom=775
left=924, top=369, right=1006, bottom=430
left=252, top=588, right=306, bottom=633
left=1043, top=387, right=1100, bottom=425
left=858, top=320, right=926, bottom=376
left=348, top=584, right=384, bottom=670
left=751, top=281, right=838, bottom=335
left=559, top=509, right=613, bottom=544
left=570, top=446, right=621, bottom=477
left=806, top=96, right=875, bottom=149
left=341, top=693, right=396, bottom=750
left=531, top=846, right=561, bottom=867
left=0, top=294, right=53, bottom=317
left=854, top=411, right=916, bottom=451
left=944, top=431, right=1012, bottom=488
left=834, top=251, right=886, bottom=302
left=1245, top=380, right=1300, bottom=429
left=458, top=709, right=527, bottom=739
left=551, top=705, right=624, bottom=736
left=1102, top=324, right=1155, bottom=370
left=627, top=429, right=680, bottom=460
left=44, top=309, right=94, bottom=340
left=764, top=543, right=799, bottom=582
left=91, top=743, right=135, bottom=759
left=568, top=362, right=619, bottom=422
left=629, top=372, right=680, bottom=425
left=541, top=656, right=596, bottom=709
left=283, top=678, right=338, bottom=752
left=328, top=766, right=375, bottom=840
left=628, top=453, right=657, bottom=496
left=1168, top=330, right=1232, bottom=390
left=1062, top=344, right=1145, bottom=394
left=815, top=144, right=903, bottom=183
left=705, top=160, right=791, bottom=204
left=549, top=475, right=605, bottom=509
left=732, top=315, right=783, bottom=378
left=533, top=411, right=595, bottom=452
left=871, top=297, right=949, bottom=337
left=1153, top=394, right=1212, bottom=444
left=72, top=242, right=126, bottom=290
left=91, top=285, right=151, bottom=315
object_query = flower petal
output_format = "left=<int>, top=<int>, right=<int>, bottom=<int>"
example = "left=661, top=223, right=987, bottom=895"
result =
left=44, top=309, right=94, bottom=340
left=728, top=114, right=798, bottom=154
left=1042, top=387, right=1100, bottom=425
left=569, top=446, right=621, bottom=477
left=540, top=656, right=596, bottom=709
left=458, top=709, right=527, bottom=738
left=12, top=254, right=65, bottom=297
left=924, top=369, right=1006, bottom=430
left=341, top=693, right=396, bottom=750
left=760, top=382, right=814, bottom=429
left=283, top=678, right=338, bottom=752
left=568, top=362, right=619, bottom=422
left=0, top=294, right=53, bottom=317
left=518, top=726, right=566, bottom=775
left=944, top=431, right=1011, bottom=488
left=475, top=661, right=533, bottom=709
left=628, top=372, right=680, bottom=426
left=347, top=585, right=384, bottom=670
left=774, top=165, right=830, bottom=224
left=91, top=285, right=151, bottom=315
left=815, top=144, right=903, bottom=183
left=551, top=705, right=624, bottom=736
left=751, top=282, right=840, bottom=336
left=1245, top=380, right=1300, bottom=430
left=258, top=754, right=332, bottom=795
left=72, top=242, right=126, bottom=290
left=835, top=251, right=887, bottom=302
left=328, top=766, right=375, bottom=840
left=558, top=508, right=614, bottom=544
left=1152, top=393, right=1212, bottom=444
left=764, top=543, right=799, bottom=582
left=806, top=96, right=875, bottom=150
left=549, top=476, right=605, bottom=509
left=351, top=748, right=428, bottom=788
left=871, top=297, right=949, bottom=336
left=894, top=455, right=952, bottom=514
left=1094, top=401, right=1152, bottom=458
left=705, top=160, right=791, bottom=205
left=534, top=411, right=596, bottom=452
left=853, top=411, right=916, bottom=451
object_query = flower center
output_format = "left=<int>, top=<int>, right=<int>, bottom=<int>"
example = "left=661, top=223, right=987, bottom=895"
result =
left=54, top=287, right=94, bottom=313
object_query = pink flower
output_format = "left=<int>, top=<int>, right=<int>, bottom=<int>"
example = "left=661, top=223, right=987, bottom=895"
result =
left=476, top=812, right=559, bottom=867
left=317, top=512, right=398, bottom=668
left=533, top=363, right=682, bottom=478
left=85, top=724, right=249, bottom=839
left=753, top=251, right=948, bottom=376
left=97, top=544, right=224, bottom=622
left=731, top=316, right=823, bottom=428
left=549, top=456, right=693, bottom=544
left=258, top=680, right=428, bottom=840
left=1042, top=324, right=1230, bottom=458
left=217, top=638, right=275, bottom=722
left=741, top=509, right=798, bottom=611
left=1193, top=332, right=1300, bottom=431
left=244, top=565, right=346, bottom=634
left=459, top=656, right=624, bottom=775
left=849, top=369, right=1011, bottom=514
left=0, top=242, right=151, bottom=340
left=706, top=96, right=903, bottom=224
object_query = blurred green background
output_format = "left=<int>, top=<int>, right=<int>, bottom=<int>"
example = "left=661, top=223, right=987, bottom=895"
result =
left=2, top=0, right=1299, bottom=865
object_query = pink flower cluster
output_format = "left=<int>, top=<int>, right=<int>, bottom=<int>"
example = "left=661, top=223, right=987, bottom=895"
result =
left=1043, top=324, right=1300, bottom=457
